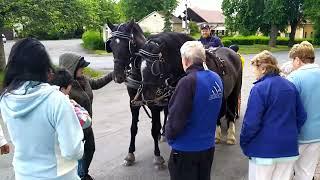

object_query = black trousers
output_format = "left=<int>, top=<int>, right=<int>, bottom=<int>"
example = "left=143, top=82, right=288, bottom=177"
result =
left=78, top=126, right=95, bottom=177
left=168, top=147, right=215, bottom=180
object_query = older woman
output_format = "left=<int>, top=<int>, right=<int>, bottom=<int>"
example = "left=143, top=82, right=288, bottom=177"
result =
left=240, top=50, right=306, bottom=180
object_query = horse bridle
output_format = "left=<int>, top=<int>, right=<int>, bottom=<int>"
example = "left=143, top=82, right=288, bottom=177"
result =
left=134, top=43, right=178, bottom=105
left=110, top=27, right=142, bottom=89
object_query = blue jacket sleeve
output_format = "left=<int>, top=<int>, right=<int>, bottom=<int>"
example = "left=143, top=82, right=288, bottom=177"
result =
left=53, top=94, right=84, bottom=160
left=165, top=74, right=195, bottom=140
left=240, top=86, right=265, bottom=153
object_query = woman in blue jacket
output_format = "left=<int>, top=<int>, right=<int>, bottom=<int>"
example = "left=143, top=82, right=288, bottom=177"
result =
left=240, top=50, right=306, bottom=180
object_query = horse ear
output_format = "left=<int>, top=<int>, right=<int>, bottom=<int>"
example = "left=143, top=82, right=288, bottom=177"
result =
left=127, top=20, right=135, bottom=32
left=107, top=20, right=115, bottom=31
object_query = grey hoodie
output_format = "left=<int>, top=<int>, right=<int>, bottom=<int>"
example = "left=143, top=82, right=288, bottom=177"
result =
left=59, top=53, right=113, bottom=117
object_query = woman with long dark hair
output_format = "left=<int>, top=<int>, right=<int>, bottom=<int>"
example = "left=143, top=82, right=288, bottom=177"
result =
left=0, top=38, right=84, bottom=180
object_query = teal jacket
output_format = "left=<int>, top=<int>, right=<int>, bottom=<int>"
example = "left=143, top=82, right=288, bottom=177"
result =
left=287, top=64, right=320, bottom=143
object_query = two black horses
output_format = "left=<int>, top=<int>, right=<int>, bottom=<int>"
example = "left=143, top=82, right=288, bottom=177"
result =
left=106, top=21, right=242, bottom=168
left=106, top=21, right=167, bottom=169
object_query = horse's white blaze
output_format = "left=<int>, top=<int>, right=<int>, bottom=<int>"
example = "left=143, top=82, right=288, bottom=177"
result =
left=141, top=60, right=147, bottom=72
left=115, top=38, right=120, bottom=44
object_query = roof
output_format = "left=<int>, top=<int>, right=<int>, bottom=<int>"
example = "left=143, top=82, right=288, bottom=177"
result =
left=138, top=11, right=182, bottom=24
left=188, top=8, right=225, bottom=24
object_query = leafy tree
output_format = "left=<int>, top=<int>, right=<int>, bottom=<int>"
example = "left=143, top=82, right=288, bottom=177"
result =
left=285, top=0, right=304, bottom=47
left=119, top=0, right=177, bottom=22
left=303, top=0, right=320, bottom=44
left=222, top=0, right=292, bottom=47
left=189, top=21, right=199, bottom=36
left=163, top=0, right=178, bottom=32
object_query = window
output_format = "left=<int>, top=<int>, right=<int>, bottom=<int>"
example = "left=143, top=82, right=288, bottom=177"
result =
left=311, top=32, right=314, bottom=38
left=304, top=32, right=307, bottom=38
left=222, top=30, right=225, bottom=36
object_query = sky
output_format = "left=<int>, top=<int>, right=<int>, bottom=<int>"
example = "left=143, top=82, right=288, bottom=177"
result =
left=174, top=0, right=223, bottom=16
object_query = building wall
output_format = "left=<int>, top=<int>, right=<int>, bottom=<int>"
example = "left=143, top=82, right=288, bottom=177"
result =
left=172, top=24, right=183, bottom=33
left=139, top=12, right=183, bottom=34
left=139, top=12, right=165, bottom=34
left=280, top=23, right=314, bottom=39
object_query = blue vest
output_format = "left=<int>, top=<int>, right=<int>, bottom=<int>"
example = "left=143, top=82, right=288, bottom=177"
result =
left=169, top=70, right=223, bottom=151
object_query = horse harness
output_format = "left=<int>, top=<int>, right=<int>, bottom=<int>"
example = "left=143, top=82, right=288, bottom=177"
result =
left=110, top=26, right=141, bottom=89
left=207, top=48, right=227, bottom=77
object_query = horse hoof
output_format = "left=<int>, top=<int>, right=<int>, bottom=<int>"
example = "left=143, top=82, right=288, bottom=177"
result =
left=226, top=139, right=236, bottom=145
left=160, top=136, right=167, bottom=143
left=123, top=153, right=135, bottom=166
left=153, top=156, right=165, bottom=165
left=154, top=163, right=167, bottom=170
left=215, top=138, right=221, bottom=144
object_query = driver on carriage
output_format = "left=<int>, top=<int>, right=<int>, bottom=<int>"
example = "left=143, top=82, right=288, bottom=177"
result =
left=198, top=24, right=223, bottom=49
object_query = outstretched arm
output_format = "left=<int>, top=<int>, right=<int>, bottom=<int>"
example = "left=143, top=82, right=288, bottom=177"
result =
left=89, top=71, right=114, bottom=90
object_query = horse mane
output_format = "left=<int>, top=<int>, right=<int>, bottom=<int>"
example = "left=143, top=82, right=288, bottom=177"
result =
left=146, top=32, right=195, bottom=75
left=131, top=22, right=146, bottom=46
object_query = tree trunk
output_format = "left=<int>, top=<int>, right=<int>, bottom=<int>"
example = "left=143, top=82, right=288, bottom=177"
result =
left=269, top=24, right=278, bottom=47
left=289, top=20, right=298, bottom=47
left=0, top=38, right=6, bottom=71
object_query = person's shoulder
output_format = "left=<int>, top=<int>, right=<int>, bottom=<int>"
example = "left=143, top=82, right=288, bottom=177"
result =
left=205, top=70, right=222, bottom=81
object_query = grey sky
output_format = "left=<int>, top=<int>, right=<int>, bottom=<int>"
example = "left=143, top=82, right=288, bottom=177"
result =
left=174, top=0, right=223, bottom=16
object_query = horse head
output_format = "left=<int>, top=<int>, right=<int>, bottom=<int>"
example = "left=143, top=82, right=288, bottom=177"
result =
left=106, top=20, right=146, bottom=83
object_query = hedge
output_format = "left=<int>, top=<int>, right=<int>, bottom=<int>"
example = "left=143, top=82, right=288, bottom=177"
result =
left=82, top=31, right=105, bottom=50
left=222, top=36, right=314, bottom=46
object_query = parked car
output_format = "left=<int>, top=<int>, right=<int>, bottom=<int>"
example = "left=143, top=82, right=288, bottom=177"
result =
left=2, top=34, right=6, bottom=43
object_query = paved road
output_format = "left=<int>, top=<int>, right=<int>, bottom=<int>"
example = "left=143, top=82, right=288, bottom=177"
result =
left=1, top=39, right=320, bottom=180
left=3, top=39, right=114, bottom=70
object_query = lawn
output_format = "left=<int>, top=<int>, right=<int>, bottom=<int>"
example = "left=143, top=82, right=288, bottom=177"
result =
left=238, top=44, right=291, bottom=55
left=83, top=67, right=103, bottom=78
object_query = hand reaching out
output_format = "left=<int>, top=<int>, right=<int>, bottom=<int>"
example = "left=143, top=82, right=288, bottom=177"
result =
left=0, top=144, right=10, bottom=155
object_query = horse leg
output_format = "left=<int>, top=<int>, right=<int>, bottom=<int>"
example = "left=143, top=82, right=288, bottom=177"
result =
left=124, top=105, right=140, bottom=166
left=151, top=108, right=165, bottom=170
left=160, top=106, right=169, bottom=142
left=226, top=79, right=242, bottom=145
left=216, top=118, right=222, bottom=144
left=226, top=106, right=236, bottom=145
left=216, top=97, right=226, bottom=144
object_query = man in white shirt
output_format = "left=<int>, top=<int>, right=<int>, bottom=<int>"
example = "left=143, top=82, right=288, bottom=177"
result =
left=0, top=124, right=10, bottom=155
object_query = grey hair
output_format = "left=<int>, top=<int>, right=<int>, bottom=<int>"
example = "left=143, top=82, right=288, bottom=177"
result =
left=180, top=41, right=206, bottom=64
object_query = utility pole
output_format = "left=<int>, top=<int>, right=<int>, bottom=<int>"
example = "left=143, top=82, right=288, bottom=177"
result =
left=185, top=0, right=189, bottom=34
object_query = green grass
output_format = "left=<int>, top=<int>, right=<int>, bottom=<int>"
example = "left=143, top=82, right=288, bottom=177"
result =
left=83, top=67, right=103, bottom=78
left=238, top=44, right=291, bottom=55
left=81, top=43, right=112, bottom=55
left=0, top=71, right=4, bottom=87
left=93, top=50, right=110, bottom=55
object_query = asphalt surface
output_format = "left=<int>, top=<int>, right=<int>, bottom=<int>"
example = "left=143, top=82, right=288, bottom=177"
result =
left=0, top=40, right=319, bottom=180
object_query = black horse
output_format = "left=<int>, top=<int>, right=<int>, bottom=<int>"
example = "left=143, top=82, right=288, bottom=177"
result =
left=135, top=32, right=242, bottom=145
left=106, top=21, right=167, bottom=169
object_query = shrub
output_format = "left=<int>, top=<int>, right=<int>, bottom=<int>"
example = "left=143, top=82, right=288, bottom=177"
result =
left=144, top=32, right=151, bottom=38
left=223, top=36, right=255, bottom=45
left=82, top=31, right=105, bottom=50
left=222, top=39, right=232, bottom=47
left=222, top=36, right=314, bottom=46
left=189, top=21, right=200, bottom=36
